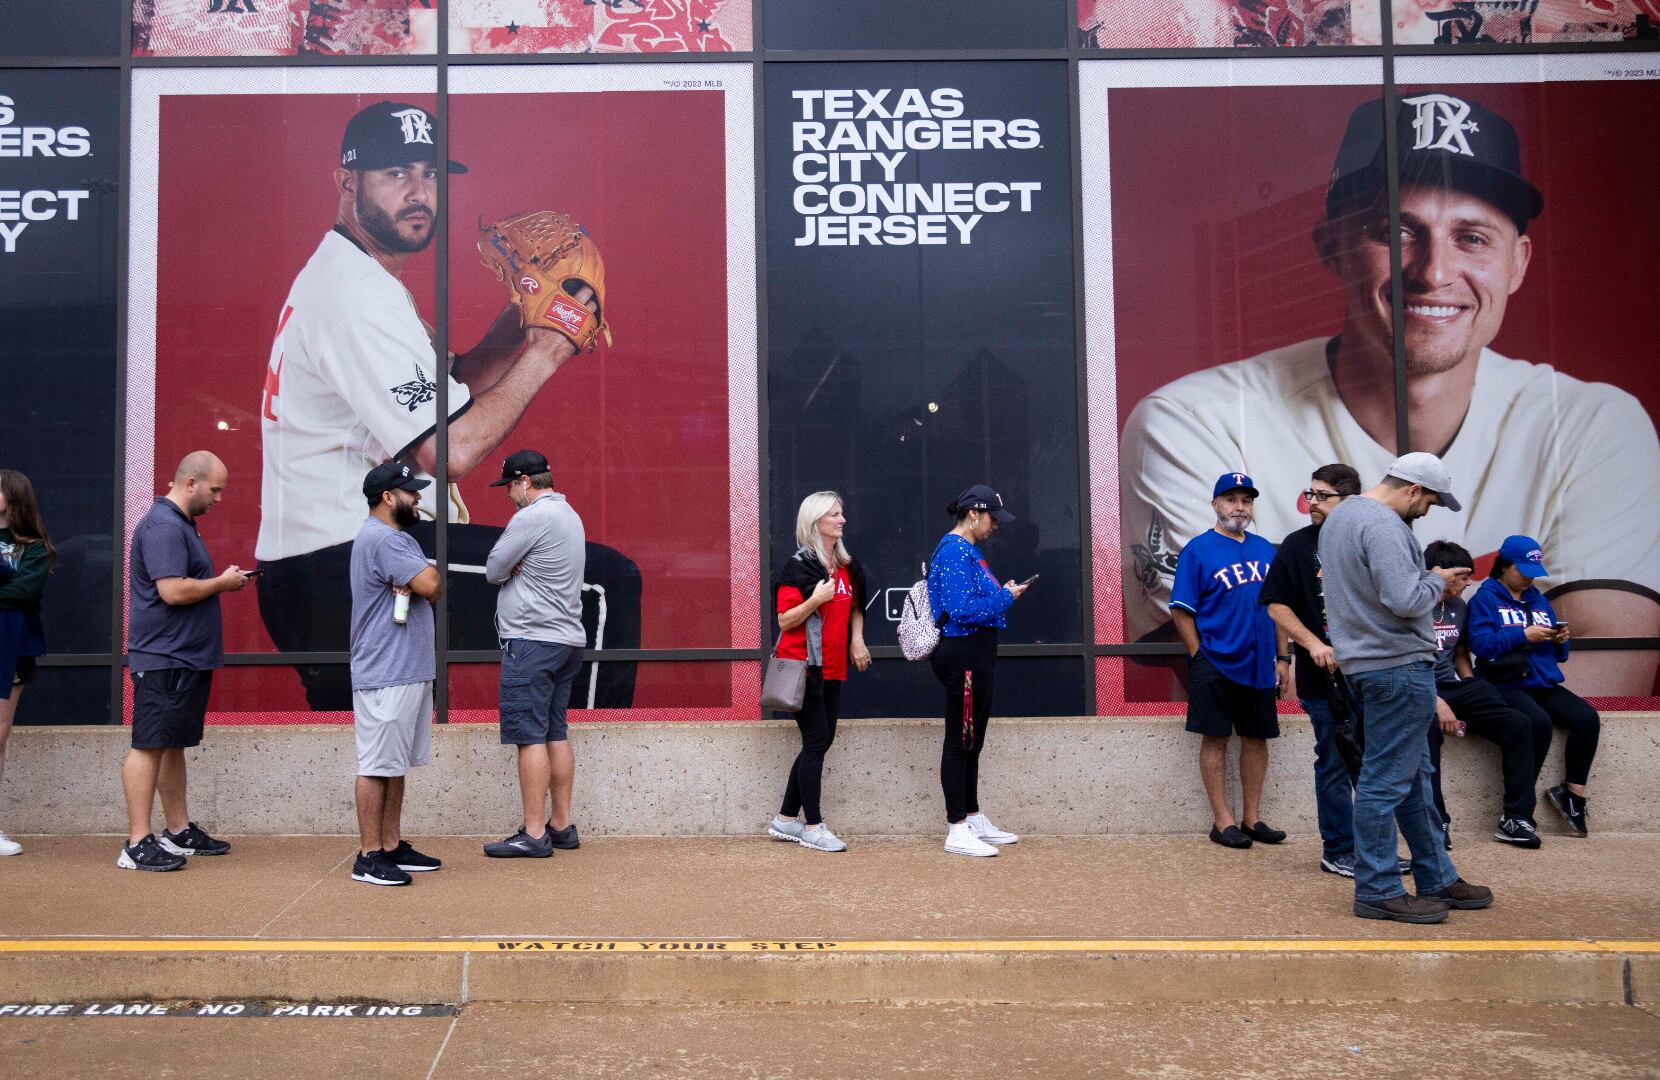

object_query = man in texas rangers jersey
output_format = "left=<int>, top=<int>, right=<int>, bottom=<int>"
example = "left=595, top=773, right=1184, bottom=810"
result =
left=255, top=101, right=637, bottom=711
left=1169, top=473, right=1286, bottom=850
left=1122, top=90, right=1660, bottom=695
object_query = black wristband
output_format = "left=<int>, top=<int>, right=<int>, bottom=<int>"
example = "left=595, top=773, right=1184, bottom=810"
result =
left=1276, top=654, right=1292, bottom=663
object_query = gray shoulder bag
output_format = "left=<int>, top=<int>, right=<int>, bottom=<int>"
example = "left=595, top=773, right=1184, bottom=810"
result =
left=761, top=610, right=822, bottom=713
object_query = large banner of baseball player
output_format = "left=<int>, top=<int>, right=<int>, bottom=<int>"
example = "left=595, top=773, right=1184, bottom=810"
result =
left=764, top=60, right=1085, bottom=717
left=0, top=68, right=120, bottom=725
left=126, top=66, right=757, bottom=723
left=1082, top=57, right=1660, bottom=710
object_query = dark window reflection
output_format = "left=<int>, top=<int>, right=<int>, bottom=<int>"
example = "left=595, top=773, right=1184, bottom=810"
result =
left=765, top=0, right=1067, bottom=50
left=829, top=656, right=1083, bottom=719
left=13, top=665, right=111, bottom=726
left=0, top=1, right=122, bottom=57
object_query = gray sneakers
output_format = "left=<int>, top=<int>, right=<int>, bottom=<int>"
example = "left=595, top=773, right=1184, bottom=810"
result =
left=767, top=816, right=805, bottom=842
left=798, top=824, right=848, bottom=852
left=483, top=827, right=554, bottom=858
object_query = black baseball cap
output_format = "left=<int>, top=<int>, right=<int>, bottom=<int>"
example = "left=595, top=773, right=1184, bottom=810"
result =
left=489, top=449, right=550, bottom=487
left=340, top=101, right=467, bottom=174
left=949, top=484, right=1014, bottom=523
left=363, top=461, right=431, bottom=500
left=1326, top=91, right=1542, bottom=232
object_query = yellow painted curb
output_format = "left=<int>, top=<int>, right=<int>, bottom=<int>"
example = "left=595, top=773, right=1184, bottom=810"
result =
left=1, top=938, right=1656, bottom=955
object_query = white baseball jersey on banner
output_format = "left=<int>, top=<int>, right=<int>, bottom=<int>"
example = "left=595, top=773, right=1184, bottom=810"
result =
left=1120, top=337, right=1660, bottom=642
left=256, top=230, right=471, bottom=562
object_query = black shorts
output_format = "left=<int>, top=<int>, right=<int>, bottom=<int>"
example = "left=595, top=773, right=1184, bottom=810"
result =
left=1185, top=653, right=1278, bottom=739
left=131, top=668, right=213, bottom=749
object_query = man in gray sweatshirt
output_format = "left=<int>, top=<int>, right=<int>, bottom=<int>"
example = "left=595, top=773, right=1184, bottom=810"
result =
left=482, top=450, right=589, bottom=859
left=1319, top=453, right=1492, bottom=923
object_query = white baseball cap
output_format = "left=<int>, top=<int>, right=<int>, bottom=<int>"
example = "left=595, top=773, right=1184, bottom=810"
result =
left=1385, top=452, right=1461, bottom=512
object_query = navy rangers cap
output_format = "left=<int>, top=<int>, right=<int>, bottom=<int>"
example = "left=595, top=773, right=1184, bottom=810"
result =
left=1212, top=472, right=1259, bottom=499
left=490, top=449, right=550, bottom=487
left=340, top=101, right=467, bottom=174
left=363, top=461, right=430, bottom=500
left=950, top=484, right=1014, bottom=523
left=1498, top=534, right=1550, bottom=578
left=1326, top=91, right=1542, bottom=232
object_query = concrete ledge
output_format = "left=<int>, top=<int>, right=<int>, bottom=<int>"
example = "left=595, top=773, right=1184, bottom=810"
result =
left=0, top=943, right=1642, bottom=1007
left=2, top=714, right=1657, bottom=835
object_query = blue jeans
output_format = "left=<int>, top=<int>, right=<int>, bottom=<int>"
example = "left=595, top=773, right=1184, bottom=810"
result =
left=1302, top=698, right=1354, bottom=861
left=1347, top=662, right=1457, bottom=903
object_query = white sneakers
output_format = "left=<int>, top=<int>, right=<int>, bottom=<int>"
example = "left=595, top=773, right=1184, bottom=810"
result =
left=767, top=816, right=805, bottom=842
left=966, top=813, right=1019, bottom=845
left=945, top=822, right=998, bottom=857
left=0, top=831, right=20, bottom=857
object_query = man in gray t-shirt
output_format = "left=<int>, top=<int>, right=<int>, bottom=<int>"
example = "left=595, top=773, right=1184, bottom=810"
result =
left=482, top=450, right=589, bottom=859
left=1319, top=453, right=1489, bottom=923
left=346, top=463, right=444, bottom=887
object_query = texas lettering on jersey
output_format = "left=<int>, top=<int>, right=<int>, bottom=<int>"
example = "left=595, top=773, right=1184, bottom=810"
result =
left=1210, top=558, right=1268, bottom=590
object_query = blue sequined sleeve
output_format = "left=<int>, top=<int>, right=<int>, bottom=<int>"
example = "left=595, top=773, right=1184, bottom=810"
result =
left=927, top=535, right=1011, bottom=634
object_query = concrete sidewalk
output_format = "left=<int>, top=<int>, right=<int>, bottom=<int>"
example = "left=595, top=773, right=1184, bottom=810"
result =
left=1, top=834, right=1655, bottom=1007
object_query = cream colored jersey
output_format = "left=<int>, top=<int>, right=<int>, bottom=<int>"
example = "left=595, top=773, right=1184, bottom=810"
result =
left=1120, top=337, right=1660, bottom=642
left=256, top=230, right=471, bottom=562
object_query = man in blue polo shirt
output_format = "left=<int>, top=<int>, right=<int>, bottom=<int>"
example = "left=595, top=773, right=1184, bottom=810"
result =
left=1170, top=473, right=1286, bottom=849
left=121, top=451, right=249, bottom=872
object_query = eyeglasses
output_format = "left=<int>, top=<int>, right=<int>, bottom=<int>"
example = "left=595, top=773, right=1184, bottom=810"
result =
left=1303, top=490, right=1342, bottom=503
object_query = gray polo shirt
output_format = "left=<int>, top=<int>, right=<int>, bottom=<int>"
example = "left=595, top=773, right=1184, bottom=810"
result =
left=349, top=516, right=435, bottom=691
left=485, top=492, right=587, bottom=647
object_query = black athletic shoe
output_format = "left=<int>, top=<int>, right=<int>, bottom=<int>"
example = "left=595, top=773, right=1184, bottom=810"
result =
left=160, top=822, right=231, bottom=857
left=1243, top=820, right=1286, bottom=844
left=547, top=822, right=580, bottom=850
left=116, top=834, right=187, bottom=872
left=484, top=827, right=554, bottom=858
left=351, top=850, right=411, bottom=886
left=1209, top=824, right=1252, bottom=849
left=1546, top=785, right=1589, bottom=837
left=1494, top=817, right=1542, bottom=849
left=386, top=840, right=441, bottom=872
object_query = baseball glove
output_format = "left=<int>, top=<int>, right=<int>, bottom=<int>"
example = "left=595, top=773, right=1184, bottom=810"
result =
left=478, top=210, right=612, bottom=352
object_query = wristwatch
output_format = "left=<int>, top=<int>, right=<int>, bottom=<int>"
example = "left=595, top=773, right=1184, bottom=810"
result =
left=1276, top=654, right=1293, bottom=664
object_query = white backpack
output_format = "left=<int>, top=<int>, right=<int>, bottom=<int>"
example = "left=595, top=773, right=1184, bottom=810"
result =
left=897, top=545, right=948, bottom=661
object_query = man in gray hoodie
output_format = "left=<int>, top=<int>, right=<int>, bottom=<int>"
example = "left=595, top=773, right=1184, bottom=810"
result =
left=1319, top=453, right=1493, bottom=923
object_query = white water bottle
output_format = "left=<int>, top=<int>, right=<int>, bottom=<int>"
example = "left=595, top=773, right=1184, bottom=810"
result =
left=393, top=590, right=410, bottom=625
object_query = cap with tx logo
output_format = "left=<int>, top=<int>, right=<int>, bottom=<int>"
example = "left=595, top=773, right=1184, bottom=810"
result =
left=339, top=101, right=468, bottom=174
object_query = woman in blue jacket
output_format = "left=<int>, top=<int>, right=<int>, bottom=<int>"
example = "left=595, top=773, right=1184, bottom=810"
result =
left=1466, top=535, right=1600, bottom=837
left=927, top=485, right=1030, bottom=858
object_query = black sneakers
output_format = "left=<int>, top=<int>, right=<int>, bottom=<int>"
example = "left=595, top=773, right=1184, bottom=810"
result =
left=1242, top=820, right=1286, bottom=844
left=386, top=840, right=442, bottom=872
left=484, top=827, right=555, bottom=858
left=1494, top=817, right=1542, bottom=849
left=351, top=850, right=412, bottom=886
left=159, top=822, right=231, bottom=857
left=116, top=834, right=187, bottom=872
left=547, top=823, right=581, bottom=850
left=1546, top=785, right=1589, bottom=837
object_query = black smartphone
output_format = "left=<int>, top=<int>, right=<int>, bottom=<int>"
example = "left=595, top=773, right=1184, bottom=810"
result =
left=241, top=569, right=264, bottom=580
left=1019, top=574, right=1039, bottom=587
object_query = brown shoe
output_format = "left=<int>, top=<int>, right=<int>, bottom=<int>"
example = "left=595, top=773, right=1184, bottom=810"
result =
left=1353, top=894, right=1451, bottom=923
left=1422, top=878, right=1494, bottom=910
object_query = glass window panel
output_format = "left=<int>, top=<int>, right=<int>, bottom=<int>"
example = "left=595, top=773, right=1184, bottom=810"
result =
left=448, top=660, right=754, bottom=721
left=767, top=0, right=1065, bottom=50
left=1, top=0, right=122, bottom=57
left=11, top=665, right=113, bottom=727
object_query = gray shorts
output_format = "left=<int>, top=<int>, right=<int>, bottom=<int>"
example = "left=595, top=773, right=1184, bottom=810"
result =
left=499, top=638, right=584, bottom=746
left=353, top=681, right=433, bottom=777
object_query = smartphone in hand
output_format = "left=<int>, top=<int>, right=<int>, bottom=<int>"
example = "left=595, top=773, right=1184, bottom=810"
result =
left=1019, top=574, right=1039, bottom=588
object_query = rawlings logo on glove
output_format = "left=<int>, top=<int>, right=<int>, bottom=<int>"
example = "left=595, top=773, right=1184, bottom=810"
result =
left=478, top=210, right=612, bottom=353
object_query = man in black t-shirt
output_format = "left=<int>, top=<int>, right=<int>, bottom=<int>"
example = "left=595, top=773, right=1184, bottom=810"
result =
left=1424, top=540, right=1551, bottom=850
left=1259, top=464, right=1362, bottom=877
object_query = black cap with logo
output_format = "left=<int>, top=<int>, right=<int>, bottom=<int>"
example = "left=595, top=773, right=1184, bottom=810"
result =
left=340, top=101, right=467, bottom=174
left=1326, top=90, right=1543, bottom=231
left=489, top=449, right=551, bottom=487
left=949, top=484, right=1015, bottom=523
left=363, top=461, right=431, bottom=501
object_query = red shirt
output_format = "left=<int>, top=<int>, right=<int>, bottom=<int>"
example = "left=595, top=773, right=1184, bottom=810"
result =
left=775, top=566, right=854, bottom=681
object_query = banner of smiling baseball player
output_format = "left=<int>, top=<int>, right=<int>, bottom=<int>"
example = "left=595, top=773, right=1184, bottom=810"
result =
left=126, top=67, right=757, bottom=723
left=765, top=60, right=1085, bottom=720
left=1081, top=57, right=1660, bottom=710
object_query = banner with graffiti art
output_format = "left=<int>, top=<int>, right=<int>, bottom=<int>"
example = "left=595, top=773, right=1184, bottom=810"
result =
left=1079, top=0, right=1361, bottom=47
left=133, top=0, right=437, bottom=56
left=449, top=0, right=751, bottom=53
left=1354, top=0, right=1658, bottom=44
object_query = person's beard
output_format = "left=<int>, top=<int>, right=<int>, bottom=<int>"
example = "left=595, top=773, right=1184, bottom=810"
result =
left=393, top=496, right=420, bottom=529
left=1216, top=512, right=1251, bottom=535
left=357, top=188, right=433, bottom=255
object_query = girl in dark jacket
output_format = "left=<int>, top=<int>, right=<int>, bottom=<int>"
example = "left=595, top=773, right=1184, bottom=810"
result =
left=1466, top=535, right=1600, bottom=837
left=0, top=469, right=55, bottom=857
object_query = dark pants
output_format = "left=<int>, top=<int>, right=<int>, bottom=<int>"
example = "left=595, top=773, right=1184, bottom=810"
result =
left=1428, top=677, right=1551, bottom=823
left=780, top=670, right=842, bottom=826
left=930, top=629, right=997, bottom=825
left=1496, top=684, right=1600, bottom=788
left=1302, top=698, right=1354, bottom=860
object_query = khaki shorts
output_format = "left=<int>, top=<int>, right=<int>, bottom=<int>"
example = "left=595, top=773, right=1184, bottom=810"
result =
left=353, top=682, right=433, bottom=777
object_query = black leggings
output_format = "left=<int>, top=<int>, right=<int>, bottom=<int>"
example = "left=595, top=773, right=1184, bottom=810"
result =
left=1496, top=684, right=1601, bottom=788
left=780, top=671, right=842, bottom=826
left=1427, top=677, right=1553, bottom=822
left=930, top=629, right=998, bottom=825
